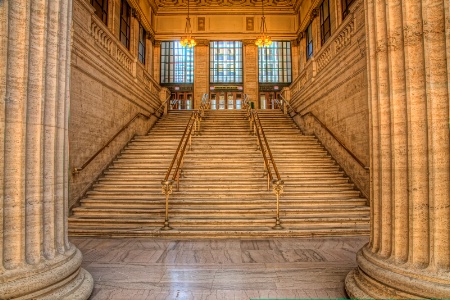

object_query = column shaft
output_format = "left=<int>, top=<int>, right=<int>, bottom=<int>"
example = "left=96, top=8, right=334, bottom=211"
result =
left=0, top=0, right=93, bottom=298
left=423, top=0, right=450, bottom=270
left=26, top=0, right=47, bottom=266
left=346, top=0, right=450, bottom=297
left=387, top=0, right=409, bottom=264
left=374, top=0, right=393, bottom=258
left=403, top=0, right=430, bottom=267
left=43, top=0, right=60, bottom=260
left=366, top=0, right=380, bottom=252
left=3, top=0, right=28, bottom=270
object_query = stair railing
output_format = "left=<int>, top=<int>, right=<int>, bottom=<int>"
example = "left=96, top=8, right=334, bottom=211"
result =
left=303, top=112, right=368, bottom=170
left=246, top=106, right=284, bottom=230
left=274, top=96, right=368, bottom=170
left=242, top=94, right=250, bottom=109
left=160, top=99, right=208, bottom=230
left=72, top=95, right=172, bottom=175
left=201, top=93, right=210, bottom=110
left=275, top=94, right=298, bottom=117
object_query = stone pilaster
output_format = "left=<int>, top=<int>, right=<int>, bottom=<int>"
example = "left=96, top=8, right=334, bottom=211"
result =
left=0, top=1, right=93, bottom=298
left=243, top=40, right=258, bottom=108
left=194, top=41, right=209, bottom=108
left=345, top=0, right=450, bottom=298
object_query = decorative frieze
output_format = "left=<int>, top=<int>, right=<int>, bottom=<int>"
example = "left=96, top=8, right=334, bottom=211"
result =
left=91, top=20, right=113, bottom=55
left=335, top=18, right=354, bottom=52
left=156, top=0, right=294, bottom=8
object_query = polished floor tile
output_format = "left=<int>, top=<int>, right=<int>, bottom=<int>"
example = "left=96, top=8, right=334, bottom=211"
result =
left=70, top=236, right=368, bottom=300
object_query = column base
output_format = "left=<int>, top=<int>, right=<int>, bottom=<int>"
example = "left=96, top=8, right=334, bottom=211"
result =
left=0, top=247, right=94, bottom=300
left=345, top=247, right=450, bottom=299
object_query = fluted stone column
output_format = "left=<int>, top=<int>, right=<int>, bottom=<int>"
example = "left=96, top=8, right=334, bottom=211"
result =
left=0, top=1, right=93, bottom=299
left=345, top=0, right=450, bottom=298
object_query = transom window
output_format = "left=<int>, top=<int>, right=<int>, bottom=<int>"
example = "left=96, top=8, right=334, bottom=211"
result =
left=120, top=0, right=131, bottom=49
left=306, top=23, right=313, bottom=60
left=91, top=0, right=108, bottom=25
left=160, top=41, right=194, bottom=84
left=138, top=24, right=146, bottom=65
left=210, top=41, right=243, bottom=83
left=258, top=41, right=292, bottom=83
left=342, top=0, right=355, bottom=19
left=320, top=0, right=331, bottom=45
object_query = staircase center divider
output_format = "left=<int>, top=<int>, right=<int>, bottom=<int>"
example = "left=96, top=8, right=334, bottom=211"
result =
left=243, top=97, right=284, bottom=230
left=160, top=96, right=209, bottom=231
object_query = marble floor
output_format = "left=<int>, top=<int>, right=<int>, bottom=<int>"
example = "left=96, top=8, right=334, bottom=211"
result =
left=71, top=236, right=369, bottom=300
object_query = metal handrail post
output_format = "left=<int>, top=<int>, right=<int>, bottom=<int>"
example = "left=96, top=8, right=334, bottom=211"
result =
left=161, top=180, right=174, bottom=230
left=272, top=179, right=284, bottom=230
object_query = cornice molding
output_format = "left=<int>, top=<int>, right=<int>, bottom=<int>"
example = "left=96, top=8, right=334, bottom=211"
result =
left=128, top=0, right=156, bottom=35
left=155, top=0, right=294, bottom=9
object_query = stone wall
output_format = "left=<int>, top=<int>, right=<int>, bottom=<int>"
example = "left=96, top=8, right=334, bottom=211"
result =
left=286, top=0, right=369, bottom=198
left=70, top=0, right=164, bottom=209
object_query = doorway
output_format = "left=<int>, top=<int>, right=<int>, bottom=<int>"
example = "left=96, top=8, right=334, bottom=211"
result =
left=170, top=92, right=193, bottom=110
left=210, top=92, right=243, bottom=110
left=259, top=92, right=282, bottom=109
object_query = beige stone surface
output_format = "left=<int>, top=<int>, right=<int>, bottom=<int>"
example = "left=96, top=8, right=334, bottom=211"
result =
left=70, top=0, right=163, bottom=209
left=0, top=0, right=93, bottom=298
left=345, top=0, right=450, bottom=298
left=71, top=236, right=369, bottom=299
left=286, top=0, right=370, bottom=198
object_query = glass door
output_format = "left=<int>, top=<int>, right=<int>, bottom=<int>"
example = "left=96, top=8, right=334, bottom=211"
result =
left=259, top=92, right=281, bottom=109
left=210, top=93, right=217, bottom=109
left=219, top=93, right=226, bottom=109
left=227, top=94, right=234, bottom=109
left=259, top=93, right=266, bottom=109
left=170, top=92, right=193, bottom=110
left=235, top=93, right=242, bottom=109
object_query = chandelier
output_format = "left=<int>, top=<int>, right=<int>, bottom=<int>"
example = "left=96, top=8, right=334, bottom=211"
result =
left=255, top=0, right=272, bottom=47
left=180, top=0, right=196, bottom=47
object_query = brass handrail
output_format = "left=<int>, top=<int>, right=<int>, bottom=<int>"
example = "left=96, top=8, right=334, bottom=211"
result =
left=275, top=94, right=298, bottom=117
left=161, top=99, right=208, bottom=230
left=72, top=95, right=172, bottom=175
left=246, top=105, right=284, bottom=230
left=274, top=96, right=368, bottom=170
left=304, top=112, right=369, bottom=170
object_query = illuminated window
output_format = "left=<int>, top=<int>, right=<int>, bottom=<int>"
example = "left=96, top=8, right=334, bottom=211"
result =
left=306, top=23, right=313, bottom=60
left=320, top=0, right=331, bottom=45
left=342, top=0, right=355, bottom=19
left=91, top=0, right=108, bottom=25
left=160, top=41, right=194, bottom=84
left=258, top=41, right=292, bottom=83
left=120, top=0, right=131, bottom=49
left=210, top=41, right=243, bottom=83
left=138, top=24, right=146, bottom=65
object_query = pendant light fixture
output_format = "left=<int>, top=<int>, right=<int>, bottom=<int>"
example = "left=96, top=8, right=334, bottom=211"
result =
left=180, top=0, right=196, bottom=48
left=255, top=0, right=272, bottom=47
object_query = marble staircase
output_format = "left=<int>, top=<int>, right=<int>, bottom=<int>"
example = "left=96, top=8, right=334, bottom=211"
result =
left=69, top=109, right=369, bottom=237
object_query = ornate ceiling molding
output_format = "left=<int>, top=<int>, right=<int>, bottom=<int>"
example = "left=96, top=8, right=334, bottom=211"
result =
left=155, top=0, right=294, bottom=8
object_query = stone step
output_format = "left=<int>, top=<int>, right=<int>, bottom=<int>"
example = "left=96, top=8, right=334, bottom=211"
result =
left=71, top=207, right=369, bottom=220
left=69, top=109, right=369, bottom=238
left=85, top=190, right=362, bottom=198
left=97, top=177, right=350, bottom=184
left=68, top=226, right=370, bottom=238
left=79, top=198, right=367, bottom=206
